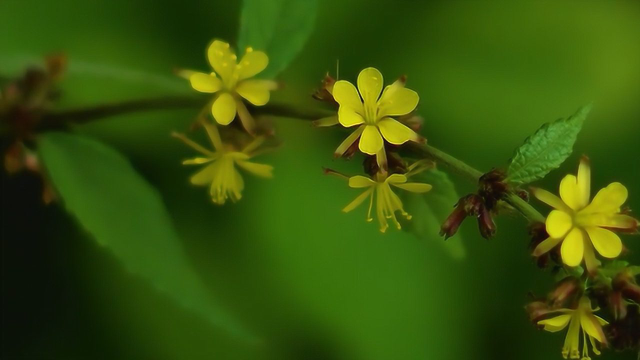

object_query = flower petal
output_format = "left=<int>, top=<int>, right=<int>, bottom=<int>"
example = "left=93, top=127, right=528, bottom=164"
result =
left=377, top=118, right=419, bottom=145
left=585, top=226, right=622, bottom=258
left=236, top=48, right=268, bottom=80
left=562, top=312, right=581, bottom=358
left=342, top=188, right=373, bottom=213
left=377, top=86, right=419, bottom=118
left=236, top=160, right=273, bottom=178
left=580, top=213, right=638, bottom=230
left=338, top=106, right=365, bottom=127
left=182, top=157, right=214, bottom=165
left=532, top=187, right=572, bottom=212
left=211, top=93, right=236, bottom=125
left=581, top=313, right=606, bottom=343
left=190, top=163, right=216, bottom=185
left=189, top=72, right=222, bottom=93
left=202, top=120, right=223, bottom=151
left=559, top=174, right=584, bottom=211
left=332, top=80, right=364, bottom=114
left=358, top=125, right=384, bottom=155
left=235, top=79, right=277, bottom=106
left=392, top=182, right=433, bottom=193
left=376, top=147, right=387, bottom=171
left=207, top=40, right=236, bottom=84
left=546, top=210, right=573, bottom=238
left=533, top=236, right=563, bottom=256
left=561, top=228, right=585, bottom=267
left=235, top=99, right=256, bottom=135
left=335, top=126, right=365, bottom=157
left=386, top=174, right=407, bottom=184
left=348, top=175, right=375, bottom=188
left=538, top=314, right=572, bottom=332
left=583, top=235, right=600, bottom=276
left=313, top=115, right=339, bottom=127
left=582, top=182, right=628, bottom=214
left=357, top=67, right=383, bottom=105
left=577, top=156, right=591, bottom=208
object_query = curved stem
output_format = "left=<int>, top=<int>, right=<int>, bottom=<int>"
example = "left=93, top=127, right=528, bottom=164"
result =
left=407, top=141, right=544, bottom=223
left=44, top=96, right=544, bottom=223
left=42, top=96, right=333, bottom=129
left=405, top=142, right=482, bottom=182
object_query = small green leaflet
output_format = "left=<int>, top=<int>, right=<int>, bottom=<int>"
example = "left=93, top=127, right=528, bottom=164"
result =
left=506, top=105, right=591, bottom=185
left=401, top=169, right=466, bottom=260
left=38, top=132, right=253, bottom=340
left=238, top=0, right=318, bottom=79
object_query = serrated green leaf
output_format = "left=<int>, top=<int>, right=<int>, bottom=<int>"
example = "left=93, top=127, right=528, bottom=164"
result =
left=506, top=105, right=591, bottom=185
left=38, top=132, right=253, bottom=340
left=401, top=169, right=466, bottom=260
left=238, top=0, right=317, bottom=79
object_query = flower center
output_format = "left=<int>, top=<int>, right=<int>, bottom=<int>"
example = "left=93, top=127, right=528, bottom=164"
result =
left=363, top=100, right=379, bottom=125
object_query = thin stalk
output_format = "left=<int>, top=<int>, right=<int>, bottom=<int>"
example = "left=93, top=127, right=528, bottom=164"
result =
left=42, top=96, right=544, bottom=223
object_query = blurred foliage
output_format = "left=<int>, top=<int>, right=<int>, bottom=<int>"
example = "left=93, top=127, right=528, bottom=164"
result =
left=2, top=1, right=640, bottom=360
left=238, top=0, right=318, bottom=78
left=402, top=168, right=466, bottom=260
left=38, top=132, right=252, bottom=339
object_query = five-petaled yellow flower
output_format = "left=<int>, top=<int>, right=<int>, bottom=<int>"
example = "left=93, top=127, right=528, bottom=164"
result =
left=333, top=67, right=422, bottom=168
left=538, top=296, right=608, bottom=360
left=342, top=161, right=432, bottom=232
left=532, top=157, right=638, bottom=273
left=185, top=40, right=278, bottom=134
left=173, top=120, right=273, bottom=204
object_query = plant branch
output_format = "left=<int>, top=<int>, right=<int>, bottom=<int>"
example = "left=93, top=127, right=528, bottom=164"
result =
left=504, top=193, right=546, bottom=223
left=405, top=142, right=483, bottom=182
left=41, top=96, right=203, bottom=129
left=41, top=96, right=333, bottom=130
left=406, top=141, right=544, bottom=223
left=42, top=96, right=544, bottom=223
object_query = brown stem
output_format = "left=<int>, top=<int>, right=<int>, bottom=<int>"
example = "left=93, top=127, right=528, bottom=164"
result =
left=38, top=95, right=544, bottom=223
left=41, top=96, right=204, bottom=128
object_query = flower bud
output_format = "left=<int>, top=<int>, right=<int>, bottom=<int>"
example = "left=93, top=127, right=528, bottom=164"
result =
left=312, top=73, right=337, bottom=106
left=609, top=290, right=628, bottom=320
left=478, top=169, right=508, bottom=210
left=529, top=222, right=553, bottom=268
left=525, top=300, right=550, bottom=324
left=477, top=206, right=496, bottom=239
left=605, top=305, right=640, bottom=352
left=548, top=276, right=580, bottom=308
left=440, top=200, right=468, bottom=239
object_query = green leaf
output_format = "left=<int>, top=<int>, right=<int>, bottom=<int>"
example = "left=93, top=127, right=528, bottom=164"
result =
left=38, top=132, right=253, bottom=340
left=238, top=0, right=318, bottom=78
left=506, top=105, right=591, bottom=185
left=0, top=54, right=189, bottom=94
left=401, top=169, right=466, bottom=260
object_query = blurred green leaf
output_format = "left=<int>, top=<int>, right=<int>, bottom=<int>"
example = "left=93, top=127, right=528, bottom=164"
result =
left=0, top=54, right=189, bottom=93
left=238, top=0, right=317, bottom=78
left=38, top=132, right=253, bottom=340
left=506, top=105, right=590, bottom=185
left=401, top=168, right=466, bottom=260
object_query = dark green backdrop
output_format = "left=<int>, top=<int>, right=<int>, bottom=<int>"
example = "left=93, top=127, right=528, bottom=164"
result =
left=2, top=0, right=639, bottom=359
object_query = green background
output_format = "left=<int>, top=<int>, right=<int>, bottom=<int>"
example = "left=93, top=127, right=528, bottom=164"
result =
left=2, top=0, right=639, bottom=359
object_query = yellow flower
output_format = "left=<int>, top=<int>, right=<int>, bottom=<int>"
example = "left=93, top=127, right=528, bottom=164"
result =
left=532, top=157, right=638, bottom=273
left=538, top=296, right=608, bottom=359
left=172, top=120, right=273, bottom=204
left=342, top=162, right=433, bottom=232
left=332, top=67, right=421, bottom=168
left=184, top=40, right=278, bottom=134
